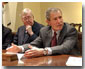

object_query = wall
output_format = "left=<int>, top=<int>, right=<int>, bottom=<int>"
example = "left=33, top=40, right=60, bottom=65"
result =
left=8, top=2, right=17, bottom=32
left=14, top=2, right=23, bottom=32
left=40, top=2, right=82, bottom=25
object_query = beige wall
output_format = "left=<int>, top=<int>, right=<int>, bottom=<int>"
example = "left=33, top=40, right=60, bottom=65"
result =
left=40, top=2, right=82, bottom=25
left=14, top=2, right=23, bottom=32
left=3, top=2, right=82, bottom=32
left=9, top=2, right=17, bottom=32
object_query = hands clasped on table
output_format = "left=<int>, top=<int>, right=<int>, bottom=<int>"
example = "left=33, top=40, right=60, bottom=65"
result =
left=6, top=43, right=45, bottom=58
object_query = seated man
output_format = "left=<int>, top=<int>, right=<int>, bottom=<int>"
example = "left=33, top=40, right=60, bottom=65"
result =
left=7, top=8, right=80, bottom=57
left=13, top=8, right=43, bottom=45
left=2, top=24, right=12, bottom=49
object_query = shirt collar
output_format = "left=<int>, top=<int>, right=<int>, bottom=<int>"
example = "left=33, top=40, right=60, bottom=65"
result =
left=52, top=29, right=60, bottom=36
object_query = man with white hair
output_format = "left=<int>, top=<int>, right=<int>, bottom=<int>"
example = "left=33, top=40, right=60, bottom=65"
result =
left=13, top=8, right=43, bottom=45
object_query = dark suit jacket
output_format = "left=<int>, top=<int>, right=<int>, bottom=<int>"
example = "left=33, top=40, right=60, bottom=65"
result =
left=13, top=21, right=43, bottom=45
left=23, top=23, right=80, bottom=55
left=2, top=25, right=12, bottom=49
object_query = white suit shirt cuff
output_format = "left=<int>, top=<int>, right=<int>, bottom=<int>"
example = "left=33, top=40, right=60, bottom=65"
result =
left=19, top=46, right=25, bottom=52
left=45, top=47, right=52, bottom=55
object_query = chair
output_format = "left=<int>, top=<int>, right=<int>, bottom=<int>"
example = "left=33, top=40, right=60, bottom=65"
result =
left=78, top=32, right=82, bottom=55
left=70, top=23, right=82, bottom=32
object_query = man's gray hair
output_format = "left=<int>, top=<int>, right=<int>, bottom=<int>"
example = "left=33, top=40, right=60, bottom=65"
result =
left=46, top=8, right=62, bottom=21
left=21, top=8, right=33, bottom=17
left=22, top=8, right=32, bottom=14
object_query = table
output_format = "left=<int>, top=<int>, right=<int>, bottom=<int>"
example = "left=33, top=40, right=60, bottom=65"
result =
left=2, top=50, right=81, bottom=66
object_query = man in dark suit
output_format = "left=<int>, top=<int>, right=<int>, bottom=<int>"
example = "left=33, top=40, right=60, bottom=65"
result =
left=13, top=8, right=43, bottom=45
left=7, top=8, right=80, bottom=57
left=2, top=24, right=12, bottom=49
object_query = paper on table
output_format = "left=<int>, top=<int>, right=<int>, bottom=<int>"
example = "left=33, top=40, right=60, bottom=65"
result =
left=66, top=56, right=82, bottom=66
left=17, top=53, right=24, bottom=60
left=17, top=53, right=24, bottom=64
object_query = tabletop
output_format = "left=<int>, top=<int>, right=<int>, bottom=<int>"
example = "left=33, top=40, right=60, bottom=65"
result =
left=2, top=50, right=81, bottom=66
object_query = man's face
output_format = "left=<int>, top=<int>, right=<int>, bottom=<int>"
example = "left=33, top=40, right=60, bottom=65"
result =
left=47, top=11, right=64, bottom=31
left=22, top=12, right=34, bottom=26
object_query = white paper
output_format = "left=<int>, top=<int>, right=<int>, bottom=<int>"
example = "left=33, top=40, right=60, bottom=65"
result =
left=66, top=56, right=82, bottom=66
left=17, top=53, right=24, bottom=64
left=17, top=53, right=24, bottom=60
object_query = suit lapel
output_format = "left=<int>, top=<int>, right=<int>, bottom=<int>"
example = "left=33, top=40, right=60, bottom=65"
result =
left=45, top=27, right=52, bottom=47
left=20, top=26, right=26, bottom=44
left=23, top=26, right=30, bottom=44
left=58, top=24, right=66, bottom=45
left=24, top=33, right=29, bottom=43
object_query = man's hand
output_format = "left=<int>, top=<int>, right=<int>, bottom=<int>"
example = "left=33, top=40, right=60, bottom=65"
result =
left=6, top=43, right=22, bottom=53
left=26, top=25, right=34, bottom=36
left=24, top=45, right=44, bottom=58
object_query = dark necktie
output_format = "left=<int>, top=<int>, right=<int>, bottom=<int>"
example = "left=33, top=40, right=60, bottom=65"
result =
left=51, top=32, right=57, bottom=47
left=23, top=31, right=29, bottom=44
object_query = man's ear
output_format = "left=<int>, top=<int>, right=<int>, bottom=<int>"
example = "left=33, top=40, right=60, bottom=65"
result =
left=46, top=20, right=51, bottom=26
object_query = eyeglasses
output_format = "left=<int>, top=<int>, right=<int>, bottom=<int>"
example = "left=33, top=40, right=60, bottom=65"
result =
left=22, top=15, right=32, bottom=20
